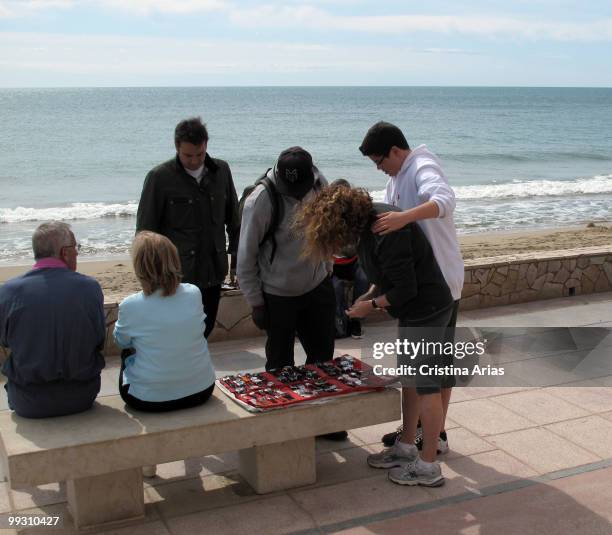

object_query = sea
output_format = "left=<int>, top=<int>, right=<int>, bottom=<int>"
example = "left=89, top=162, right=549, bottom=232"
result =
left=1, top=86, right=611, bottom=265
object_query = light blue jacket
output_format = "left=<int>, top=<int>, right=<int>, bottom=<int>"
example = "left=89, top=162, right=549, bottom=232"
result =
left=113, top=283, right=216, bottom=402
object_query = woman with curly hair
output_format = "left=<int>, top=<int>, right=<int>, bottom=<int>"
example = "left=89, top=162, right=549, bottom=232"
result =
left=294, top=183, right=453, bottom=488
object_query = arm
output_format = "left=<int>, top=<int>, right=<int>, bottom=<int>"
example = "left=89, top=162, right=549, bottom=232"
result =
left=372, top=201, right=439, bottom=235
left=113, top=301, right=134, bottom=349
left=236, top=188, right=272, bottom=307
left=225, top=165, right=240, bottom=256
left=93, top=283, right=106, bottom=352
left=373, top=167, right=455, bottom=235
left=136, top=171, right=163, bottom=233
left=347, top=232, right=417, bottom=317
left=354, top=283, right=380, bottom=303
left=0, top=286, right=9, bottom=348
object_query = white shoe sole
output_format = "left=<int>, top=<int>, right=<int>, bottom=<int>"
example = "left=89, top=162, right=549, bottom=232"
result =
left=367, top=457, right=407, bottom=469
left=388, top=473, right=445, bottom=487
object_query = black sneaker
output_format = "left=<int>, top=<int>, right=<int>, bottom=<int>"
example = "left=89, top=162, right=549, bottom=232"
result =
left=415, top=429, right=449, bottom=455
left=349, top=319, right=363, bottom=339
left=382, top=425, right=403, bottom=447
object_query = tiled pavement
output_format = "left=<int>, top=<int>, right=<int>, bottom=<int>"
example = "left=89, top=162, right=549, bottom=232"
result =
left=1, top=292, right=611, bottom=534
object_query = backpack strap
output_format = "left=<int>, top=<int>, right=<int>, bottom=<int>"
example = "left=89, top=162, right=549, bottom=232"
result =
left=258, top=175, right=283, bottom=264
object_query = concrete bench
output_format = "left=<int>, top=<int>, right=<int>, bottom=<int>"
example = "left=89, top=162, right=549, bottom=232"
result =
left=0, top=387, right=399, bottom=530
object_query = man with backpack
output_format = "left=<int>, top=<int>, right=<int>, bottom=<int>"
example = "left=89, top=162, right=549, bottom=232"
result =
left=237, top=147, right=336, bottom=372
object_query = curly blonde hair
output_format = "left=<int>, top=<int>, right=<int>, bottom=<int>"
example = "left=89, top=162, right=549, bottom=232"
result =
left=293, top=183, right=373, bottom=263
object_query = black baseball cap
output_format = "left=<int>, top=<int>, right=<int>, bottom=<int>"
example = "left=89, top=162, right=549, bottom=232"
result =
left=274, top=146, right=315, bottom=199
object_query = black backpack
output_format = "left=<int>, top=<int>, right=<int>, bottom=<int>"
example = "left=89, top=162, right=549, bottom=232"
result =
left=238, top=169, right=283, bottom=264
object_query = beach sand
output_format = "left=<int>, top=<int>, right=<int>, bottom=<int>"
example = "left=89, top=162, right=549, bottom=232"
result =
left=1, top=224, right=610, bottom=302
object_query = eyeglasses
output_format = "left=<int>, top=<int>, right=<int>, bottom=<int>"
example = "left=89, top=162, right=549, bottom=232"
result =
left=62, top=243, right=81, bottom=252
left=373, top=154, right=386, bottom=167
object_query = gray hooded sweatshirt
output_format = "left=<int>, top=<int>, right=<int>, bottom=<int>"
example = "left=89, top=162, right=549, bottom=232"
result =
left=237, top=168, right=330, bottom=307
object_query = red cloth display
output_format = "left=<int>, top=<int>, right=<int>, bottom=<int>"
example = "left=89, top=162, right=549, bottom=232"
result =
left=217, top=355, right=395, bottom=412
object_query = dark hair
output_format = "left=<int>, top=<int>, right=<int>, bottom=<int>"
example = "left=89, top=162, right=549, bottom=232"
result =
left=329, top=178, right=351, bottom=189
left=359, top=121, right=409, bottom=157
left=174, top=117, right=209, bottom=146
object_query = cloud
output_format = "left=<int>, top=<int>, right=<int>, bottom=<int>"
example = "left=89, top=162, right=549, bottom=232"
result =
left=2, top=1, right=612, bottom=43
left=0, top=0, right=227, bottom=17
left=0, top=31, right=481, bottom=85
left=94, top=0, right=227, bottom=15
left=0, top=0, right=73, bottom=17
left=229, top=6, right=612, bottom=42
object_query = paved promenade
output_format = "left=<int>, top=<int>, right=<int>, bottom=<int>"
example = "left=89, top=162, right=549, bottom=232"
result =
left=1, top=292, right=611, bottom=534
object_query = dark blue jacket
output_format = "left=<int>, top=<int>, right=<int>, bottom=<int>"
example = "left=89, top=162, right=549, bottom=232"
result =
left=0, top=267, right=105, bottom=417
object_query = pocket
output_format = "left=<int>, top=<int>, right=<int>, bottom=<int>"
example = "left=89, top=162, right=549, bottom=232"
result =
left=168, top=195, right=198, bottom=229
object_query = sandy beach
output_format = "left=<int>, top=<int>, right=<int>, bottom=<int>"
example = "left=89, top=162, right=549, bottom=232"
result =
left=0, top=224, right=610, bottom=302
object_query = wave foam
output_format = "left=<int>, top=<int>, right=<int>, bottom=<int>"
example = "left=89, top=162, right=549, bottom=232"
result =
left=1, top=174, right=611, bottom=223
left=0, top=202, right=138, bottom=223
left=370, top=175, right=612, bottom=202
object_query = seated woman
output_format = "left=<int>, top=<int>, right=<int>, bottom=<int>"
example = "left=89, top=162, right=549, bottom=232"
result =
left=294, top=185, right=454, bottom=488
left=113, top=231, right=216, bottom=413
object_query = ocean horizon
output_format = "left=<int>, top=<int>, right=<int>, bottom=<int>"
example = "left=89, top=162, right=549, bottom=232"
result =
left=1, top=86, right=611, bottom=265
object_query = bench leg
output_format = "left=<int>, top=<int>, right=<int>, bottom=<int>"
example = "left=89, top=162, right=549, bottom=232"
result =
left=66, top=468, right=145, bottom=529
left=239, top=437, right=316, bottom=494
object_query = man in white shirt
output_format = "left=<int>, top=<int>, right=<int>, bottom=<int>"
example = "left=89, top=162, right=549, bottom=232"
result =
left=359, top=121, right=464, bottom=467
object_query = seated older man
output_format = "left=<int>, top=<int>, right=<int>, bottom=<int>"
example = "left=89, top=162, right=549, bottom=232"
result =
left=0, top=221, right=105, bottom=418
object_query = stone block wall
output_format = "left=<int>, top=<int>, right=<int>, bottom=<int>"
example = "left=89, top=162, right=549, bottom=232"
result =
left=460, top=247, right=612, bottom=310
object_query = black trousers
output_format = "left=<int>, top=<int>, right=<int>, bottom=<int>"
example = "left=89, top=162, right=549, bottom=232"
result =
left=118, top=356, right=215, bottom=412
left=199, top=284, right=221, bottom=339
left=263, top=277, right=336, bottom=371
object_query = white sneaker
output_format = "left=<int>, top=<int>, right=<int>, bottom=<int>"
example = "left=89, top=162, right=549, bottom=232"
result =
left=367, top=440, right=418, bottom=469
left=388, top=457, right=445, bottom=487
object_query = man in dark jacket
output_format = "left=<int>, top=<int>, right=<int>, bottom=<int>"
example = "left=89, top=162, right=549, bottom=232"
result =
left=0, top=221, right=105, bottom=418
left=136, top=117, right=240, bottom=338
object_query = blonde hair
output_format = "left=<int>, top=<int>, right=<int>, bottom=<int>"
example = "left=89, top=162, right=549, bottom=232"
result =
left=131, top=231, right=182, bottom=296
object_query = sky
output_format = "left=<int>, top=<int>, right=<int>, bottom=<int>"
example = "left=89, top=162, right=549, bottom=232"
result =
left=1, top=0, right=611, bottom=87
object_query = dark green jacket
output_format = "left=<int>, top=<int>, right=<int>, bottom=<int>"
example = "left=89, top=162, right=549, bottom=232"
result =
left=136, top=154, right=240, bottom=288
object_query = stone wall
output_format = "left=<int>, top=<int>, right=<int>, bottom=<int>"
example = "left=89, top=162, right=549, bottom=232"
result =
left=460, top=246, right=612, bottom=310
left=1, top=246, right=610, bottom=360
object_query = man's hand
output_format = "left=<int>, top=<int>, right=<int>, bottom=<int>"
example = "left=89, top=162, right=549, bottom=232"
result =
left=251, top=305, right=269, bottom=330
left=354, top=284, right=379, bottom=304
left=372, top=211, right=411, bottom=235
left=346, top=300, right=373, bottom=319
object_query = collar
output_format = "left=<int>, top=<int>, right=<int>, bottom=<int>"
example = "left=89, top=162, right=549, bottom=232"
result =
left=397, top=149, right=414, bottom=176
left=33, top=257, right=68, bottom=270
left=174, top=153, right=218, bottom=175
